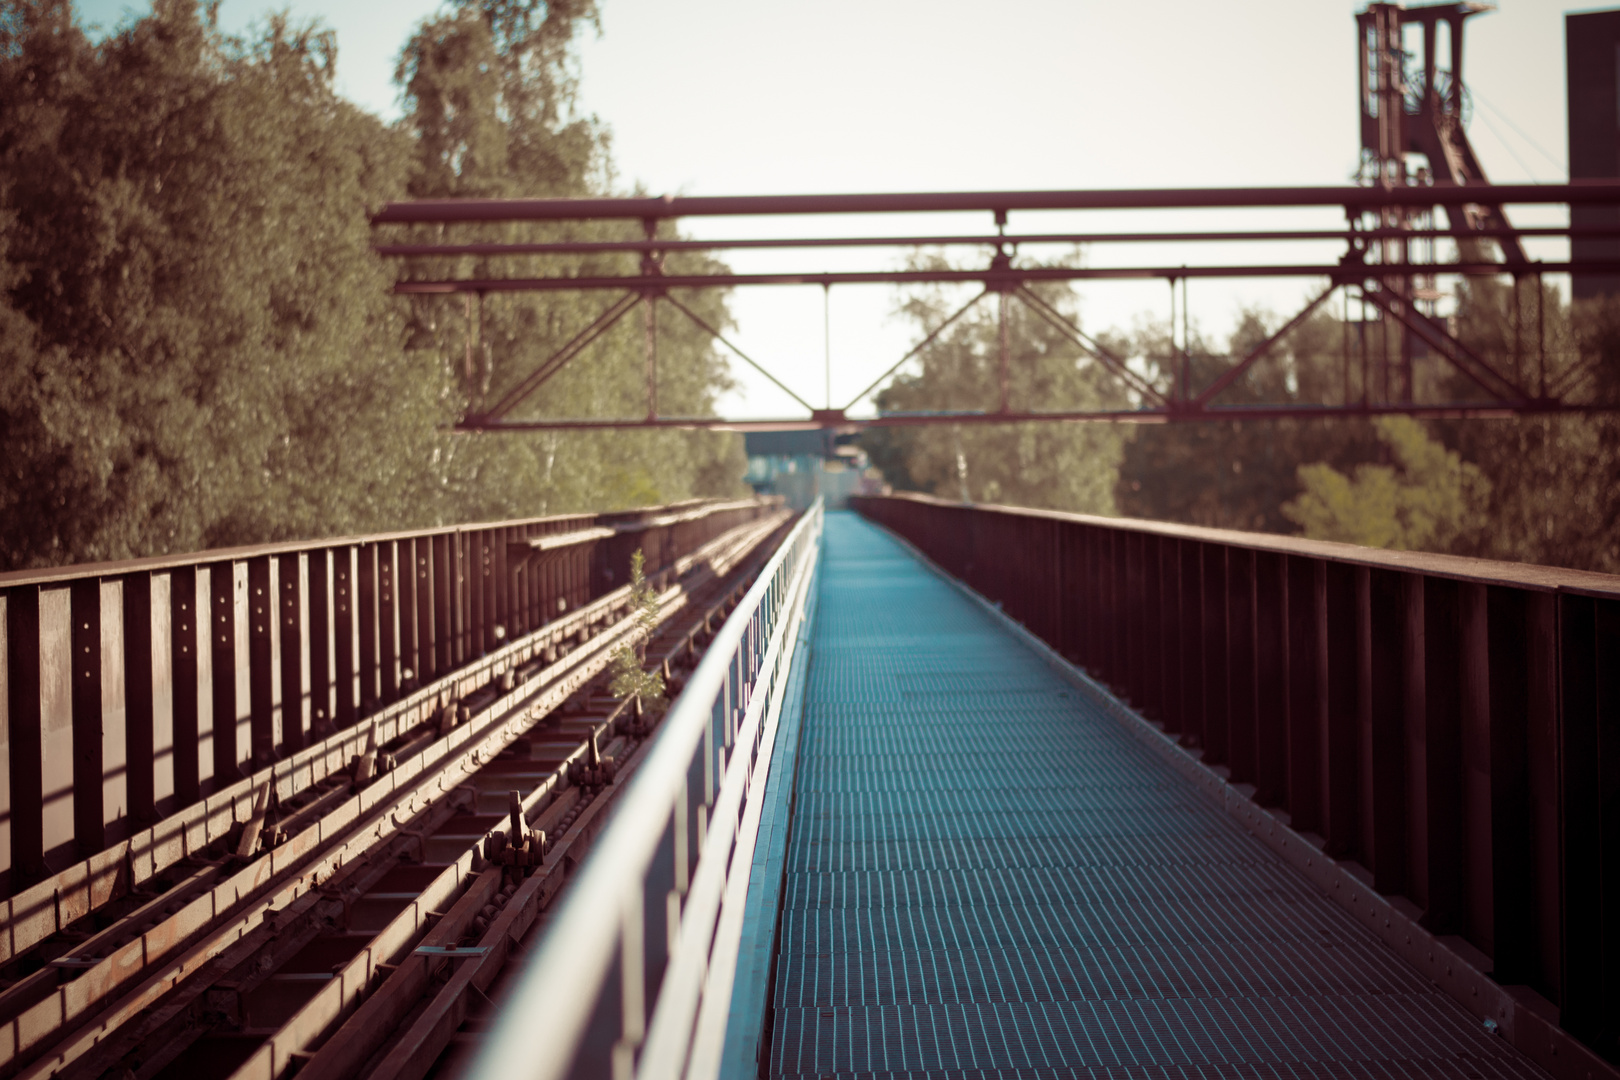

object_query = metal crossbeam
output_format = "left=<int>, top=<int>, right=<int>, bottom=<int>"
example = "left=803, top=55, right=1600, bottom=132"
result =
left=373, top=184, right=1620, bottom=431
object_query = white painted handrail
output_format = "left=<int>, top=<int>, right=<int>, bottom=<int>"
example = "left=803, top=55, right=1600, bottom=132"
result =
left=470, top=500, right=823, bottom=1080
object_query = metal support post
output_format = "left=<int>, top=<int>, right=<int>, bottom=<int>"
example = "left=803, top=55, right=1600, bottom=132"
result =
left=464, top=293, right=476, bottom=385
left=1169, top=277, right=1180, bottom=401
left=644, top=292, right=659, bottom=421
left=823, top=283, right=832, bottom=410
left=1537, top=271, right=1546, bottom=399
left=998, top=289, right=1011, bottom=413
left=1342, top=287, right=1352, bottom=406
left=1511, top=275, right=1522, bottom=386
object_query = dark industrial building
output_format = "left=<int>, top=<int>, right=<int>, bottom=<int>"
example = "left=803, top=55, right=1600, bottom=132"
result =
left=1570, top=8, right=1620, bottom=297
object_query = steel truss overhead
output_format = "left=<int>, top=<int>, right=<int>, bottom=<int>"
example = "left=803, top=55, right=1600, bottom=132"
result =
left=371, top=184, right=1620, bottom=432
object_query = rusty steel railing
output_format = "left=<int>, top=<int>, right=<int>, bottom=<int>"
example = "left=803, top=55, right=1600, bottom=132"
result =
left=0, top=498, right=777, bottom=897
left=470, top=499, right=822, bottom=1080
left=851, top=493, right=1620, bottom=1074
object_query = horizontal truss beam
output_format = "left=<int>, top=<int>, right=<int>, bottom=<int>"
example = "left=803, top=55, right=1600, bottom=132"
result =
left=372, top=182, right=1620, bottom=223
left=396, top=260, right=1620, bottom=296
left=454, top=401, right=1618, bottom=433
left=374, top=224, right=1620, bottom=259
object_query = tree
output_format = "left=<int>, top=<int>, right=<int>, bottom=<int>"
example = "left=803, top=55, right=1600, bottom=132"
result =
left=0, top=0, right=747, bottom=571
left=1446, top=280, right=1620, bottom=572
left=1117, top=301, right=1384, bottom=532
left=0, top=0, right=446, bottom=568
left=1282, top=416, right=1491, bottom=550
left=391, top=0, right=747, bottom=525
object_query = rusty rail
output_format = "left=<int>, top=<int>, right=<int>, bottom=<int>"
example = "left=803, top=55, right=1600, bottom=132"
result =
left=851, top=493, right=1619, bottom=1075
left=3, top=509, right=791, bottom=1080
left=0, top=499, right=775, bottom=901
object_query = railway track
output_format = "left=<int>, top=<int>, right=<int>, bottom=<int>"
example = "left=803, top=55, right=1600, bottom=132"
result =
left=0, top=509, right=794, bottom=1080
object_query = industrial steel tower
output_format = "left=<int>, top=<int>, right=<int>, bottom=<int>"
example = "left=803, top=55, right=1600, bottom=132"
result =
left=1355, top=2, right=1523, bottom=402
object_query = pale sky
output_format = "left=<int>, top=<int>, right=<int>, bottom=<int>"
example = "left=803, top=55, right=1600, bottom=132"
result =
left=75, top=0, right=1578, bottom=419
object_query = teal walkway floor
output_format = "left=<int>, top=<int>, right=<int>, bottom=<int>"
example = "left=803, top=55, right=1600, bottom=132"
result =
left=765, top=512, right=1544, bottom=1079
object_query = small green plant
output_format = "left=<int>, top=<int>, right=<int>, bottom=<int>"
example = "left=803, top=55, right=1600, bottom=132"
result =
left=609, top=549, right=666, bottom=712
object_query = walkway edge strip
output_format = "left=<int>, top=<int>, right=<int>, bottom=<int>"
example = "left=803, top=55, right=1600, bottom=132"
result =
left=715, top=563, right=819, bottom=1080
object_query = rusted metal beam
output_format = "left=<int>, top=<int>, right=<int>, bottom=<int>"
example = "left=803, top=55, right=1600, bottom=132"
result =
left=1190, top=281, right=1340, bottom=407
left=661, top=292, right=818, bottom=413
left=840, top=287, right=990, bottom=411
left=379, top=184, right=1620, bottom=433
left=371, top=183, right=1620, bottom=224
left=1012, top=285, right=1168, bottom=406
left=1358, top=283, right=1532, bottom=402
left=453, top=400, right=1620, bottom=433
left=392, top=260, right=1620, bottom=296
left=371, top=223, right=1620, bottom=259
left=475, top=291, right=641, bottom=423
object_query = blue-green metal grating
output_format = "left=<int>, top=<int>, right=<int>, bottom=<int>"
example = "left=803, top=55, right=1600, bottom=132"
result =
left=765, top=513, right=1546, bottom=1079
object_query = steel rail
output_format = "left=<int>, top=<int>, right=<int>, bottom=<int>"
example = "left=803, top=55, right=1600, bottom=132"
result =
left=468, top=500, right=823, bottom=1080
left=0, top=501, right=742, bottom=589
left=210, top=519, right=792, bottom=1080
left=636, top=511, right=818, bottom=1080
left=370, top=183, right=1620, bottom=224
left=371, top=224, right=1620, bottom=259
left=293, top=545, right=785, bottom=1080
left=3, top=514, right=788, bottom=1080
left=0, top=498, right=768, bottom=980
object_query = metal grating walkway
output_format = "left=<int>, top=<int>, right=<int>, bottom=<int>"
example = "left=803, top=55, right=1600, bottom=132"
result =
left=765, top=512, right=1547, bottom=1079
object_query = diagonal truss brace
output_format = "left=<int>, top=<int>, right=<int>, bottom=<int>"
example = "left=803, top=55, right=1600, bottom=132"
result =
left=659, top=293, right=817, bottom=413
left=1190, top=281, right=1340, bottom=408
left=472, top=292, right=642, bottom=424
left=1013, top=286, right=1169, bottom=407
left=841, top=288, right=991, bottom=412
left=1357, top=282, right=1532, bottom=404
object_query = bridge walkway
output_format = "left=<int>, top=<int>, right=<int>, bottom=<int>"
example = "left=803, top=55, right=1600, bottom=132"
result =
left=764, top=512, right=1544, bottom=1078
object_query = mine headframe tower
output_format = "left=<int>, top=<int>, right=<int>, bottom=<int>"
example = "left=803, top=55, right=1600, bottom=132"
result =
left=1355, top=2, right=1527, bottom=403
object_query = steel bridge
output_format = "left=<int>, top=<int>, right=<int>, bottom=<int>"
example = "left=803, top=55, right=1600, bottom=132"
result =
left=0, top=498, right=1614, bottom=1080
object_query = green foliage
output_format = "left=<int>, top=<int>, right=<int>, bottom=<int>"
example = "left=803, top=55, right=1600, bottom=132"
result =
left=1445, top=281, right=1620, bottom=572
left=1115, top=287, right=1620, bottom=573
left=1117, top=308, right=1383, bottom=532
left=1281, top=417, right=1491, bottom=550
left=0, top=0, right=746, bottom=571
left=863, top=273, right=1124, bottom=514
left=386, top=0, right=747, bottom=527
left=0, top=0, right=440, bottom=566
left=608, top=549, right=665, bottom=709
